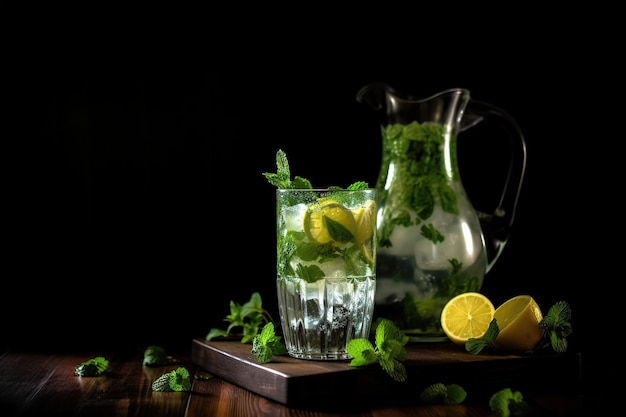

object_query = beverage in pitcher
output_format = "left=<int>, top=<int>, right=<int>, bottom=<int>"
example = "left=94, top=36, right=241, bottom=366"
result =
left=357, top=83, right=527, bottom=342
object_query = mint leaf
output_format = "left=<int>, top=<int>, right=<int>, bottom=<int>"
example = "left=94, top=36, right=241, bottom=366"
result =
left=251, top=322, right=287, bottom=363
left=347, top=318, right=408, bottom=382
left=152, top=367, right=191, bottom=392
left=206, top=292, right=274, bottom=344
left=263, top=149, right=312, bottom=189
left=346, top=338, right=377, bottom=366
left=465, top=318, right=499, bottom=354
left=75, top=356, right=109, bottom=377
left=143, top=345, right=179, bottom=366
left=419, top=382, right=467, bottom=404
left=538, top=300, right=572, bottom=353
left=263, top=149, right=366, bottom=191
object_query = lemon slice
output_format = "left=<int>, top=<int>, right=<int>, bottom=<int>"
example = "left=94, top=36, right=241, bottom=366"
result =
left=303, top=199, right=356, bottom=245
left=352, top=199, right=376, bottom=263
left=493, top=295, right=543, bottom=352
left=440, top=292, right=495, bottom=345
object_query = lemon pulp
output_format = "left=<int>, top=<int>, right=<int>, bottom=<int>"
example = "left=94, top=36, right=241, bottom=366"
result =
left=303, top=200, right=356, bottom=246
left=440, top=292, right=495, bottom=345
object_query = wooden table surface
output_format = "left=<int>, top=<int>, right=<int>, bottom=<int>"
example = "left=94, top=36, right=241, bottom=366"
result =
left=0, top=346, right=591, bottom=417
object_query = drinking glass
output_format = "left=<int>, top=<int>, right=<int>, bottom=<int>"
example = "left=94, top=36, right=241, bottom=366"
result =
left=276, top=188, right=376, bottom=360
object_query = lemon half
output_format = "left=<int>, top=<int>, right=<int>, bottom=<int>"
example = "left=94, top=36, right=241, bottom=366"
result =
left=493, top=295, right=543, bottom=352
left=440, top=292, right=495, bottom=345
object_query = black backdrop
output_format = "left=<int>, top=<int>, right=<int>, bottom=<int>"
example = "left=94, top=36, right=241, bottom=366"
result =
left=3, top=8, right=620, bottom=400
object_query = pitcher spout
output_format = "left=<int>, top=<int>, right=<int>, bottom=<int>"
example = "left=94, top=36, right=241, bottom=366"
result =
left=357, top=83, right=471, bottom=128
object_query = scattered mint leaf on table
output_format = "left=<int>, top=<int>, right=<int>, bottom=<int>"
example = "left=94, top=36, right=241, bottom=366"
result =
left=489, top=387, right=531, bottom=417
left=538, top=300, right=572, bottom=353
left=151, top=367, right=191, bottom=392
left=420, top=382, right=467, bottom=404
left=143, top=345, right=180, bottom=366
left=74, top=356, right=109, bottom=377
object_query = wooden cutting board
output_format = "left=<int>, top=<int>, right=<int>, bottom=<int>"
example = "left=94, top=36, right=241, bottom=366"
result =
left=191, top=338, right=581, bottom=407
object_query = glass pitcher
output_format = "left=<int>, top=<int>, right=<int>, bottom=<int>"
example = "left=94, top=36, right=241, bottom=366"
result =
left=357, top=83, right=527, bottom=341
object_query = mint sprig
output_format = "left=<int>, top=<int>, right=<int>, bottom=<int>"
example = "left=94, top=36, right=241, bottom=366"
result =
left=143, top=345, right=180, bottom=366
left=420, top=382, right=467, bottom=404
left=205, top=292, right=274, bottom=344
left=74, top=356, right=109, bottom=377
left=151, top=367, right=191, bottom=392
left=262, top=149, right=368, bottom=191
left=262, top=149, right=312, bottom=189
left=251, top=322, right=287, bottom=363
left=346, top=318, right=409, bottom=382
left=538, top=300, right=572, bottom=353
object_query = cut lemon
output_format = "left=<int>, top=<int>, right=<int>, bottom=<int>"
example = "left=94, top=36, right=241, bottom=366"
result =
left=440, top=292, right=495, bottom=345
left=493, top=295, right=543, bottom=352
left=303, top=200, right=356, bottom=246
left=352, top=199, right=376, bottom=264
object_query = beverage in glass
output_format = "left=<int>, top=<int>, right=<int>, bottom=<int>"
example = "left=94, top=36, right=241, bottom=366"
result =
left=276, top=188, right=376, bottom=360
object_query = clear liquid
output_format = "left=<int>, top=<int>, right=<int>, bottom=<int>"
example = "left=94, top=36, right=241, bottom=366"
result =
left=374, top=227, right=487, bottom=341
left=374, top=202, right=487, bottom=342
left=277, top=275, right=375, bottom=360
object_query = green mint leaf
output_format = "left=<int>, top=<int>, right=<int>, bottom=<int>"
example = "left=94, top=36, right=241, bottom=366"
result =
left=205, top=328, right=230, bottom=341
left=263, top=149, right=365, bottom=191
left=420, top=223, right=444, bottom=243
left=143, top=345, right=168, bottom=366
left=465, top=319, right=499, bottom=354
left=489, top=388, right=529, bottom=417
left=346, top=319, right=408, bottom=382
left=263, top=149, right=313, bottom=189
left=378, top=121, right=458, bottom=247
left=347, top=181, right=369, bottom=190
left=151, top=373, right=172, bottom=391
left=258, top=321, right=275, bottom=343
left=291, top=176, right=312, bottom=189
left=347, top=338, right=377, bottom=366
left=143, top=345, right=179, bottom=366
left=252, top=343, right=273, bottom=363
left=206, top=293, right=274, bottom=344
left=75, top=356, right=109, bottom=377
left=379, top=356, right=407, bottom=382
left=152, top=367, right=191, bottom=392
left=295, top=263, right=325, bottom=283
left=444, top=383, right=467, bottom=404
left=539, top=300, right=573, bottom=353
left=465, top=338, right=489, bottom=355
left=324, top=216, right=355, bottom=243
left=251, top=322, right=287, bottom=363
left=266, top=337, right=288, bottom=356
left=420, top=382, right=447, bottom=403
left=437, top=182, right=459, bottom=215
left=262, top=172, right=285, bottom=188
left=170, top=367, right=191, bottom=391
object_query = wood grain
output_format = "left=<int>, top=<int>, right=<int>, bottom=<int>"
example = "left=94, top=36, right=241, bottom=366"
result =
left=191, top=338, right=582, bottom=407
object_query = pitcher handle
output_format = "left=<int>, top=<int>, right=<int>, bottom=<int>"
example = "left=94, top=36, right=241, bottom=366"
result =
left=461, top=100, right=527, bottom=273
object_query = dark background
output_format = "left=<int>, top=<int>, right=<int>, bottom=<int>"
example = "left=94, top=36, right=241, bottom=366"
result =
left=2, top=5, right=620, bottom=406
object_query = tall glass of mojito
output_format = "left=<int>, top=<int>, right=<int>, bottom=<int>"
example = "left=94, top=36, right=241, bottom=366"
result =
left=276, top=188, right=376, bottom=360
